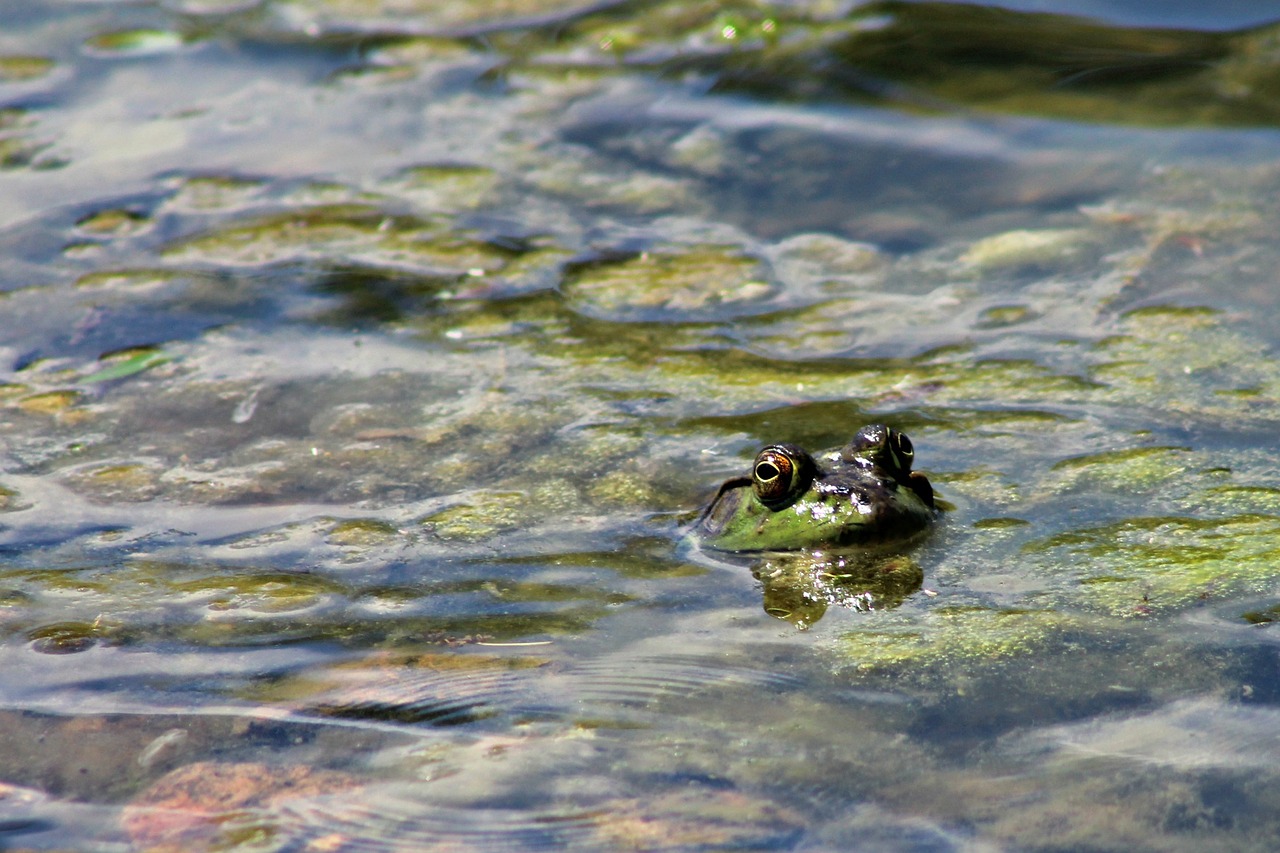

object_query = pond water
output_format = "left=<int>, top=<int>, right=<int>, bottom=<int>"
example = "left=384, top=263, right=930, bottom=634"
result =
left=4, top=0, right=1280, bottom=849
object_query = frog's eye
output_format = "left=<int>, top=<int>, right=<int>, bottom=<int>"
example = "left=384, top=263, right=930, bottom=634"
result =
left=890, top=430, right=914, bottom=472
left=752, top=444, right=813, bottom=508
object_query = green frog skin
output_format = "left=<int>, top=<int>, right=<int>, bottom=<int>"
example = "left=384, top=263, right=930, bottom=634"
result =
left=696, top=424, right=936, bottom=551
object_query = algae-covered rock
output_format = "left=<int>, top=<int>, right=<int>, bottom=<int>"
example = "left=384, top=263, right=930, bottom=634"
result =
left=683, top=1, right=1280, bottom=129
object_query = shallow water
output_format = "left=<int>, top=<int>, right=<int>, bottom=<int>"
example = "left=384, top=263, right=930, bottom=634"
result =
left=4, top=0, right=1280, bottom=849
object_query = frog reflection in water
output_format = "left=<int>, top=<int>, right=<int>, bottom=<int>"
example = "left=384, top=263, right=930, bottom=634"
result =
left=696, top=425, right=936, bottom=628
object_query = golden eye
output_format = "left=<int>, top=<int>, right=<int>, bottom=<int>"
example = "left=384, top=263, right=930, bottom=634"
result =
left=752, top=444, right=812, bottom=507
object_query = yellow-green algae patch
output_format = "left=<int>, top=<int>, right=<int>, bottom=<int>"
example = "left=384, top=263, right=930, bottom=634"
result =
left=75, top=268, right=181, bottom=292
left=961, top=228, right=1092, bottom=271
left=0, top=56, right=54, bottom=82
left=275, top=0, right=607, bottom=32
left=382, top=164, right=501, bottom=212
left=243, top=648, right=550, bottom=705
left=0, top=483, right=27, bottom=512
left=162, top=175, right=268, bottom=213
left=160, top=204, right=525, bottom=277
left=831, top=606, right=1085, bottom=673
left=1088, top=306, right=1280, bottom=419
left=418, top=491, right=529, bottom=541
left=15, top=389, right=81, bottom=415
left=75, top=208, right=150, bottom=237
left=176, top=571, right=343, bottom=615
left=561, top=247, right=773, bottom=319
left=1050, top=446, right=1195, bottom=494
left=84, top=29, right=186, bottom=56
left=325, top=518, right=401, bottom=547
left=69, top=463, right=162, bottom=503
left=1024, top=514, right=1280, bottom=616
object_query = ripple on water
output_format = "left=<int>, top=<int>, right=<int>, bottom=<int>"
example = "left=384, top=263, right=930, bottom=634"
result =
left=275, top=784, right=805, bottom=852
left=303, top=652, right=802, bottom=730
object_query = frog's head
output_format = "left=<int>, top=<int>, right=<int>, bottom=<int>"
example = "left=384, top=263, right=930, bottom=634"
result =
left=695, top=427, right=935, bottom=553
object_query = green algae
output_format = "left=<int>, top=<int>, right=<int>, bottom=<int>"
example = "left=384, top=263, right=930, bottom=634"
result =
left=274, top=0, right=609, bottom=33
left=1087, top=306, right=1280, bottom=419
left=180, top=572, right=343, bottom=614
left=668, top=1, right=1280, bottom=129
left=26, top=620, right=117, bottom=654
left=0, top=107, right=47, bottom=169
left=1051, top=446, right=1195, bottom=494
left=74, top=208, right=150, bottom=237
left=961, top=228, right=1093, bottom=271
left=325, top=518, right=401, bottom=547
left=0, top=56, right=54, bottom=82
left=162, top=175, right=269, bottom=213
left=419, top=492, right=531, bottom=541
left=80, top=348, right=170, bottom=384
left=1025, top=514, right=1280, bottom=616
left=85, top=30, right=187, bottom=57
left=14, top=389, right=82, bottom=415
left=159, top=203, right=561, bottom=293
left=832, top=606, right=1086, bottom=672
left=382, top=164, right=501, bottom=212
left=561, top=247, right=773, bottom=321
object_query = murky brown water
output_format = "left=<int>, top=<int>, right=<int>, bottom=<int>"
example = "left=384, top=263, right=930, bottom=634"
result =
left=4, top=1, right=1280, bottom=850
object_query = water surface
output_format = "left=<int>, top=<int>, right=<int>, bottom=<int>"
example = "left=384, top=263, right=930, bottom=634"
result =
left=3, top=0, right=1280, bottom=849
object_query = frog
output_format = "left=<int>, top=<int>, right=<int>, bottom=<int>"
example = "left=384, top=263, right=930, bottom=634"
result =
left=696, top=424, right=936, bottom=551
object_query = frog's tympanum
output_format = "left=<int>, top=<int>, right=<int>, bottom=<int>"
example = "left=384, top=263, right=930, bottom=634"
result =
left=697, top=424, right=935, bottom=552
